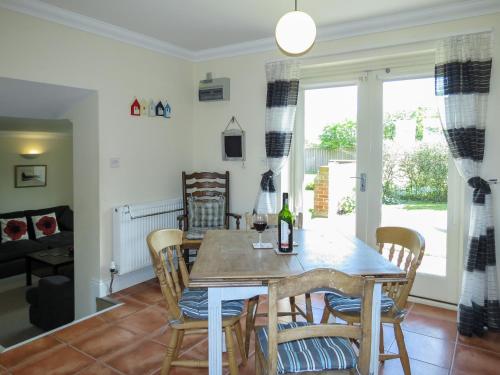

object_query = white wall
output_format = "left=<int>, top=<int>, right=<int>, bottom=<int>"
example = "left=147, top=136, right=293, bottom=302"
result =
left=0, top=8, right=194, bottom=315
left=0, top=131, right=73, bottom=213
left=193, top=13, right=500, bottom=285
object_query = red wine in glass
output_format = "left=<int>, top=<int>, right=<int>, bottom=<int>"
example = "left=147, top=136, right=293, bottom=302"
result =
left=253, top=214, right=267, bottom=248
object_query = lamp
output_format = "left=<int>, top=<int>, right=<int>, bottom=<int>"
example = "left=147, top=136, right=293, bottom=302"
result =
left=20, top=150, right=42, bottom=159
left=275, top=0, right=316, bottom=55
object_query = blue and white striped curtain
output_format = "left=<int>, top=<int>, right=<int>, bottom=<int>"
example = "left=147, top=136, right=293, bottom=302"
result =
left=435, top=32, right=500, bottom=336
left=255, top=61, right=300, bottom=213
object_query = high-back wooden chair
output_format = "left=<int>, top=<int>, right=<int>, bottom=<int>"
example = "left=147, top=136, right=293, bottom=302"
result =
left=321, top=226, right=425, bottom=375
left=255, top=269, right=374, bottom=375
left=147, top=229, right=246, bottom=375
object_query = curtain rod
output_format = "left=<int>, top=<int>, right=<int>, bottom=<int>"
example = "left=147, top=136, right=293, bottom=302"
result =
left=265, top=27, right=494, bottom=66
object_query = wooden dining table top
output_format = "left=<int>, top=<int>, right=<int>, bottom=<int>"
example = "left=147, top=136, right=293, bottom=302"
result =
left=189, top=229, right=406, bottom=288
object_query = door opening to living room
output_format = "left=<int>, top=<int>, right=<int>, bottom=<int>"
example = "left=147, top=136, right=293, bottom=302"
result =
left=0, top=77, right=97, bottom=350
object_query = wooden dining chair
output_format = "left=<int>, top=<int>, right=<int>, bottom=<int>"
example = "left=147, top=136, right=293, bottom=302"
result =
left=321, top=226, right=425, bottom=375
left=255, top=268, right=374, bottom=375
left=244, top=212, right=313, bottom=358
left=147, top=228, right=247, bottom=375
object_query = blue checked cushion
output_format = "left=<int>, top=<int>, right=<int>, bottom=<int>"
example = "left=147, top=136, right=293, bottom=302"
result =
left=185, top=226, right=224, bottom=240
left=179, top=288, right=244, bottom=320
left=325, top=291, right=395, bottom=313
left=256, top=322, right=357, bottom=374
left=187, top=196, right=225, bottom=229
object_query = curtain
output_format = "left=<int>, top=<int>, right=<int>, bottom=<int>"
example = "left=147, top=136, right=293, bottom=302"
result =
left=255, top=60, right=300, bottom=213
left=435, top=32, right=500, bottom=336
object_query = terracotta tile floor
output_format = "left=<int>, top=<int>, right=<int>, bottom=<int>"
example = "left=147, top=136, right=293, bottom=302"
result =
left=1, top=279, right=500, bottom=375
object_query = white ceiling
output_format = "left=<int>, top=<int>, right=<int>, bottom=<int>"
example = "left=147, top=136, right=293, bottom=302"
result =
left=35, top=0, right=474, bottom=50
left=0, top=78, right=93, bottom=120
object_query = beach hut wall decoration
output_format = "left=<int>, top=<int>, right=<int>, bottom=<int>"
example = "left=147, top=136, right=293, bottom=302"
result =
left=163, top=101, right=172, bottom=118
left=148, top=99, right=156, bottom=117
left=130, top=98, right=140, bottom=116
left=155, top=101, right=165, bottom=116
left=140, top=99, right=148, bottom=116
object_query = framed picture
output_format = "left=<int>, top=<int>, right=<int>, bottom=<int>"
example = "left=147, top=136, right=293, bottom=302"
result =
left=15, top=165, right=47, bottom=188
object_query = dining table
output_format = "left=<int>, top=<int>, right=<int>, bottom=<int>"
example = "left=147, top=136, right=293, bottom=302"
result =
left=189, top=228, right=407, bottom=375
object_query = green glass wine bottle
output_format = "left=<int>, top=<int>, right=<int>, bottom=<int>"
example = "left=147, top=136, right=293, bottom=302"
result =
left=278, top=193, right=293, bottom=253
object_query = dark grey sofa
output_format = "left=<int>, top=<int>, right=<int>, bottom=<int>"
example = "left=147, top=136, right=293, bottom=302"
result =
left=0, top=205, right=73, bottom=279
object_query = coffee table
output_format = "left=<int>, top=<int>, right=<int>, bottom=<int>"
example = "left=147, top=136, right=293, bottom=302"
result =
left=25, top=247, right=74, bottom=286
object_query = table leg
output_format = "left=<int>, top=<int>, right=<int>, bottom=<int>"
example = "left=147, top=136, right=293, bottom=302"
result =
left=370, top=283, right=382, bottom=375
left=208, top=287, right=223, bottom=375
left=26, top=257, right=32, bottom=286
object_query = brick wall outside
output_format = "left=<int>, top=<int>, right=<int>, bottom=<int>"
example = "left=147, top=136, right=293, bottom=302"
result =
left=313, top=166, right=329, bottom=217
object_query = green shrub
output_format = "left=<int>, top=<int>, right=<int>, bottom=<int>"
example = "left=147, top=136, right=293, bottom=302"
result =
left=305, top=181, right=315, bottom=191
left=337, top=195, right=356, bottom=215
left=319, top=119, right=356, bottom=150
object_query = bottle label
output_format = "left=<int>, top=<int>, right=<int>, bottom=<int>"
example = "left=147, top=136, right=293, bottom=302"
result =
left=280, top=220, right=289, bottom=248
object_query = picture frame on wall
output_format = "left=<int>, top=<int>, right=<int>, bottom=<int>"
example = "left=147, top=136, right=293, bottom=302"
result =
left=15, top=165, right=47, bottom=188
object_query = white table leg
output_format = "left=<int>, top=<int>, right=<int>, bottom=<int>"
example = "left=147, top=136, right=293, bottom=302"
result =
left=369, top=283, right=382, bottom=375
left=208, top=287, right=223, bottom=375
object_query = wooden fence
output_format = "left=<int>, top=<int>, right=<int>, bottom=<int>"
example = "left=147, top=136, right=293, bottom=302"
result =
left=305, top=148, right=356, bottom=174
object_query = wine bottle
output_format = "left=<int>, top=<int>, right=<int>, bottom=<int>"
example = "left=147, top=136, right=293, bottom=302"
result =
left=278, top=193, right=293, bottom=253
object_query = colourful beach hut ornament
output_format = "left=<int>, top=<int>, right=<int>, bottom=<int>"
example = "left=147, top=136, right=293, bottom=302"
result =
left=163, top=101, right=172, bottom=118
left=130, top=98, right=140, bottom=116
left=140, top=99, right=148, bottom=117
left=148, top=99, right=156, bottom=117
left=155, top=101, right=164, bottom=116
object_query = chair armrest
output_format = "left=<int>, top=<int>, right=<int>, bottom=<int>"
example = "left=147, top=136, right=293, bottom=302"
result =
left=177, top=214, right=187, bottom=230
left=226, top=213, right=242, bottom=230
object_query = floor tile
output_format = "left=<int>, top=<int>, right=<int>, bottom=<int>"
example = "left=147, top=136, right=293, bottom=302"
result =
left=388, top=330, right=454, bottom=368
left=402, top=312, right=458, bottom=341
left=72, top=325, right=138, bottom=359
left=105, top=340, right=165, bottom=375
left=75, top=362, right=121, bottom=375
left=380, top=357, right=449, bottom=375
left=452, top=344, right=500, bottom=375
left=100, top=296, right=148, bottom=322
left=11, top=345, right=93, bottom=375
left=382, top=324, right=396, bottom=352
left=127, top=283, right=164, bottom=305
left=116, top=306, right=168, bottom=334
left=52, top=316, right=108, bottom=343
left=457, top=330, right=500, bottom=354
left=410, top=304, right=457, bottom=322
left=0, top=336, right=63, bottom=369
left=152, top=327, right=207, bottom=355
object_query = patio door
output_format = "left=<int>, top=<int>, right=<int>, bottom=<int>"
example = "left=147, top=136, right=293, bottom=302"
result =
left=296, top=67, right=462, bottom=304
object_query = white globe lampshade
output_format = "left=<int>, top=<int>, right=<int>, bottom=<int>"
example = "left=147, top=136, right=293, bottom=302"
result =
left=275, top=10, right=316, bottom=55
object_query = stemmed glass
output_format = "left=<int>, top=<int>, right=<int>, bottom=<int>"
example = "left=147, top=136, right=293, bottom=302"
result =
left=253, top=213, right=268, bottom=248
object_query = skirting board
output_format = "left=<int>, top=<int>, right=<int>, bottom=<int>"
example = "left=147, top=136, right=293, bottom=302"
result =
left=408, top=295, right=457, bottom=311
left=93, top=266, right=155, bottom=298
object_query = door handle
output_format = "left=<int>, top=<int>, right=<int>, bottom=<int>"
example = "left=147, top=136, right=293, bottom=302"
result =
left=350, top=173, right=367, bottom=192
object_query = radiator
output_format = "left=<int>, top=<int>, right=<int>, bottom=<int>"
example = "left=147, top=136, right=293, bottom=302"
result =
left=112, top=198, right=183, bottom=275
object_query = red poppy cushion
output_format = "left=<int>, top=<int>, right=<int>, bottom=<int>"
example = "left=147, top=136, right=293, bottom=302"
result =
left=31, top=213, right=60, bottom=239
left=1, top=217, right=29, bottom=242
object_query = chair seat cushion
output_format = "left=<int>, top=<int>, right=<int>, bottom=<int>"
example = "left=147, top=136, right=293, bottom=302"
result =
left=179, top=288, right=244, bottom=319
left=186, top=227, right=224, bottom=240
left=256, top=322, right=357, bottom=374
left=326, top=291, right=395, bottom=313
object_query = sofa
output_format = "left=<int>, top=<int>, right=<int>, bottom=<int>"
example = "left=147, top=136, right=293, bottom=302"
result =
left=0, top=205, right=73, bottom=279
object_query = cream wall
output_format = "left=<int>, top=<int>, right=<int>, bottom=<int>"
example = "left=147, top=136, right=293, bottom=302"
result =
left=193, top=13, right=500, bottom=283
left=0, top=132, right=73, bottom=212
left=0, top=8, right=194, bottom=316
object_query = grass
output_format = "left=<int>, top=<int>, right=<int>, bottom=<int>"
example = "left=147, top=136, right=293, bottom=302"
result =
left=402, top=201, right=447, bottom=211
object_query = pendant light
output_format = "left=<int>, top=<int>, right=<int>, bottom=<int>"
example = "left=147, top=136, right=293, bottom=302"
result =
left=275, top=0, right=317, bottom=55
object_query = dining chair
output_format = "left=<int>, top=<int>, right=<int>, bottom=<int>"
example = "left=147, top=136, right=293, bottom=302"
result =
left=244, top=212, right=313, bottom=358
left=321, top=226, right=425, bottom=375
left=255, top=268, right=374, bottom=375
left=147, top=228, right=247, bottom=375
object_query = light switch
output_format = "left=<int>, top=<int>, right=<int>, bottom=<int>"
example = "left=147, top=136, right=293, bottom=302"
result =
left=110, top=157, right=120, bottom=168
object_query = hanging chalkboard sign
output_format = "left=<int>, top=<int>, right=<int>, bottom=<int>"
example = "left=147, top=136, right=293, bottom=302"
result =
left=221, top=116, right=245, bottom=161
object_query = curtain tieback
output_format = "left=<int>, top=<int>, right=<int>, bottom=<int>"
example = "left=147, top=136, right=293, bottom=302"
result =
left=468, top=176, right=491, bottom=204
left=260, top=170, right=276, bottom=192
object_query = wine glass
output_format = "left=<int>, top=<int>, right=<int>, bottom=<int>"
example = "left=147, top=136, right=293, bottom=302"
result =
left=253, top=213, right=268, bottom=248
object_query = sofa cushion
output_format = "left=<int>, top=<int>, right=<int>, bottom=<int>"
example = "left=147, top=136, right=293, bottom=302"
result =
left=24, top=206, right=71, bottom=239
left=36, top=231, right=73, bottom=248
left=1, top=217, right=29, bottom=242
left=59, top=208, right=73, bottom=231
left=32, top=213, right=60, bottom=239
left=0, top=240, right=48, bottom=262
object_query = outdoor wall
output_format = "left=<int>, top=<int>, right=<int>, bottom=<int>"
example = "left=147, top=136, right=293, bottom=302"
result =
left=0, top=131, right=73, bottom=213
left=193, top=13, right=500, bottom=285
left=0, top=8, right=195, bottom=316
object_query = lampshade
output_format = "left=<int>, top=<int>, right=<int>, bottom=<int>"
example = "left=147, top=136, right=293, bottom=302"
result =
left=275, top=10, right=316, bottom=55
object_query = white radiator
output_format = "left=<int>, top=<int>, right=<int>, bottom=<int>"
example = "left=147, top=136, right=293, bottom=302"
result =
left=112, top=198, right=183, bottom=275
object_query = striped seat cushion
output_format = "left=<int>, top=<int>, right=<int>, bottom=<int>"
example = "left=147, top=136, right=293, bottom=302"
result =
left=325, top=291, right=395, bottom=313
left=179, top=288, right=244, bottom=320
left=256, top=322, right=357, bottom=374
